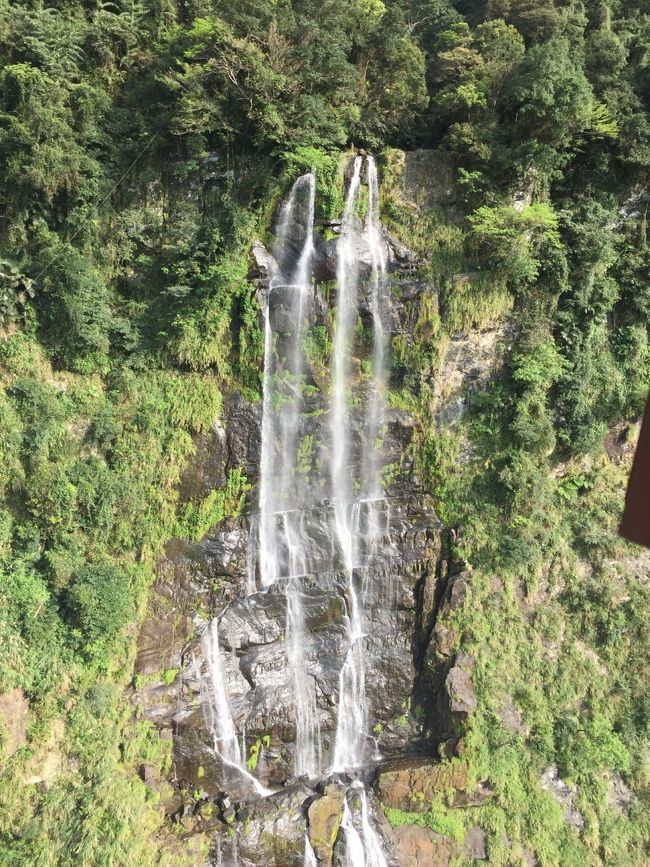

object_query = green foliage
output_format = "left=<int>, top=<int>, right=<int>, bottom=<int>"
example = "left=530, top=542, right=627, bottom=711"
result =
left=176, top=468, right=250, bottom=541
left=0, top=0, right=648, bottom=863
left=384, top=798, right=465, bottom=842
left=467, top=203, right=561, bottom=289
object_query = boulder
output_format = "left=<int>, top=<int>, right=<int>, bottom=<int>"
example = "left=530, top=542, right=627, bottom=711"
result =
left=251, top=241, right=277, bottom=281
left=234, top=784, right=312, bottom=867
left=0, top=688, right=28, bottom=756
left=392, top=825, right=458, bottom=867
left=606, top=772, right=634, bottom=815
left=376, top=757, right=471, bottom=812
left=446, top=652, right=477, bottom=717
left=308, top=783, right=346, bottom=866
left=463, top=825, right=487, bottom=860
left=540, top=764, right=584, bottom=829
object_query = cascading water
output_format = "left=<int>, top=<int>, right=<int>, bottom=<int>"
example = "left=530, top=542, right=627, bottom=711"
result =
left=331, top=154, right=390, bottom=773
left=330, top=157, right=367, bottom=772
left=303, top=834, right=318, bottom=867
left=341, top=789, right=389, bottom=867
left=257, top=173, right=315, bottom=589
left=204, top=156, right=398, bottom=864
left=362, top=155, right=388, bottom=505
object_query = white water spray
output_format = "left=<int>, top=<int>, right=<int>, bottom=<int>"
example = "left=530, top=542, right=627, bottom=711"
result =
left=341, top=789, right=388, bottom=867
left=303, top=834, right=318, bottom=867
left=363, top=155, right=388, bottom=506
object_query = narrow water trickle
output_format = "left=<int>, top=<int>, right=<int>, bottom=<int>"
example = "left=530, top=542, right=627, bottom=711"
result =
left=303, top=834, right=318, bottom=867
left=201, top=620, right=270, bottom=797
left=330, top=154, right=390, bottom=773
left=341, top=789, right=389, bottom=867
left=330, top=157, right=367, bottom=772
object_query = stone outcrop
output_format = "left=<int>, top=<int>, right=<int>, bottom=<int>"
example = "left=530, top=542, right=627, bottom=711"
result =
left=540, top=764, right=584, bottom=829
left=376, top=757, right=471, bottom=812
left=392, top=826, right=457, bottom=867
left=0, top=688, right=28, bottom=756
left=308, top=783, right=346, bottom=866
left=446, top=651, right=478, bottom=717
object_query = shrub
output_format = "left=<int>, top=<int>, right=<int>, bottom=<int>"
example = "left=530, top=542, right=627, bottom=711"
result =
left=65, top=563, right=133, bottom=649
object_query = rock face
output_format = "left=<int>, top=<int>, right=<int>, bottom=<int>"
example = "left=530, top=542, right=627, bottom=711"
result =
left=130, top=157, right=503, bottom=864
left=308, top=784, right=345, bottom=865
left=392, top=826, right=457, bottom=867
left=540, top=764, right=584, bottom=829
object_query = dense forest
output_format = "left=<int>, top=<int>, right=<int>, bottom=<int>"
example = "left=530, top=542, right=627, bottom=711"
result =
left=0, top=1, right=648, bottom=865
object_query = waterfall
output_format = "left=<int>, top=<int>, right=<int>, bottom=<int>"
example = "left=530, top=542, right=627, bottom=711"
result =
left=303, top=834, right=318, bottom=867
left=253, top=172, right=322, bottom=777
left=330, top=156, right=371, bottom=772
left=208, top=156, right=395, bottom=862
left=330, top=156, right=362, bottom=574
left=257, top=173, right=315, bottom=589
left=201, top=620, right=269, bottom=797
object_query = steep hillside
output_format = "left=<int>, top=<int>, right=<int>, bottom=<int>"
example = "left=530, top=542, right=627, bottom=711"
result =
left=0, top=2, right=648, bottom=866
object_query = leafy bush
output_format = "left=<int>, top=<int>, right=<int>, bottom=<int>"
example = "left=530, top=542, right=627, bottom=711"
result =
left=65, top=563, right=133, bottom=650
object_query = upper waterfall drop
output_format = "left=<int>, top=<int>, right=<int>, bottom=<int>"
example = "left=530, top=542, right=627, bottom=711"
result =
left=329, top=155, right=363, bottom=574
left=363, top=155, right=389, bottom=505
left=330, top=154, right=391, bottom=775
left=255, top=171, right=316, bottom=590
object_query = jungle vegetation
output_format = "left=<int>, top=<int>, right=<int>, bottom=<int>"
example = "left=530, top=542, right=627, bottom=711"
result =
left=0, top=1, right=648, bottom=864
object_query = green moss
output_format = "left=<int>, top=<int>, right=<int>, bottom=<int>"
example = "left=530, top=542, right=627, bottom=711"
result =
left=383, top=798, right=465, bottom=843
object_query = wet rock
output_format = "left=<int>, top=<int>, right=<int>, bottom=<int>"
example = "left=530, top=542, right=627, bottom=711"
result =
left=430, top=571, right=470, bottom=660
left=0, top=688, right=28, bottom=756
left=269, top=283, right=315, bottom=335
left=177, top=422, right=228, bottom=503
left=313, top=233, right=391, bottom=286
left=384, top=230, right=416, bottom=264
left=225, top=395, right=262, bottom=484
left=233, top=784, right=312, bottom=867
left=540, top=764, right=584, bottom=829
left=313, top=237, right=338, bottom=283
left=446, top=652, right=477, bottom=717
left=251, top=241, right=277, bottom=281
left=308, top=783, right=345, bottom=866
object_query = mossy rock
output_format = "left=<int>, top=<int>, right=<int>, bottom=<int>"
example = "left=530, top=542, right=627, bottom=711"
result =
left=307, top=784, right=346, bottom=866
